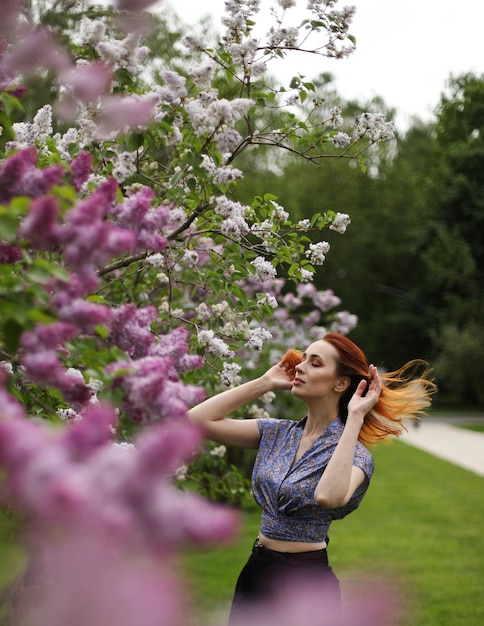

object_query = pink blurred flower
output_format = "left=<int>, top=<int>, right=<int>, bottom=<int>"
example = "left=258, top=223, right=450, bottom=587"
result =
left=61, top=403, right=118, bottom=461
left=25, top=530, right=187, bottom=626
left=229, top=575, right=403, bottom=626
left=5, top=28, right=71, bottom=75
left=0, top=0, right=23, bottom=38
left=0, top=386, right=238, bottom=552
left=60, top=62, right=112, bottom=104
left=98, top=93, right=156, bottom=133
left=115, top=0, right=162, bottom=11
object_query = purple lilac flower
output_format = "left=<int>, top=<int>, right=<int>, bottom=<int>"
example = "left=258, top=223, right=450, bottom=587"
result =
left=0, top=147, right=64, bottom=203
left=0, top=383, right=238, bottom=551
left=107, top=304, right=156, bottom=359
left=109, top=355, right=205, bottom=424
left=21, top=322, right=77, bottom=352
left=22, top=350, right=91, bottom=405
left=49, top=272, right=101, bottom=308
left=70, top=151, right=93, bottom=192
left=61, top=403, right=118, bottom=461
left=19, top=196, right=61, bottom=249
left=0, top=241, right=22, bottom=264
left=58, top=299, right=112, bottom=333
left=110, top=187, right=169, bottom=253
left=61, top=181, right=135, bottom=277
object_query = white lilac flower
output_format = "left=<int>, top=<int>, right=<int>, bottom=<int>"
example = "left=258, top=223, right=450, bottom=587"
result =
left=301, top=268, right=315, bottom=282
left=328, top=106, right=343, bottom=128
left=220, top=362, right=242, bottom=387
left=277, top=0, right=297, bottom=9
left=174, top=464, right=188, bottom=481
left=168, top=207, right=186, bottom=225
left=251, top=256, right=277, bottom=281
left=209, top=445, right=227, bottom=458
left=354, top=112, right=395, bottom=142
left=146, top=253, right=165, bottom=268
left=215, top=128, right=243, bottom=153
left=182, top=250, right=199, bottom=268
left=331, top=132, right=351, bottom=148
left=79, top=17, right=106, bottom=46
left=247, top=405, right=270, bottom=419
left=245, top=327, right=272, bottom=351
left=195, top=303, right=211, bottom=322
left=329, top=212, right=351, bottom=234
left=0, top=361, right=13, bottom=374
left=306, top=241, right=330, bottom=265
left=189, top=61, right=216, bottom=89
left=54, top=127, right=79, bottom=160
left=112, top=151, right=137, bottom=183
left=197, top=329, right=234, bottom=358
left=260, top=390, right=276, bottom=404
left=297, top=219, right=311, bottom=230
left=271, top=202, right=289, bottom=221
left=257, top=293, right=278, bottom=309
left=213, top=165, right=243, bottom=184
left=181, top=33, right=208, bottom=52
left=57, top=407, right=81, bottom=421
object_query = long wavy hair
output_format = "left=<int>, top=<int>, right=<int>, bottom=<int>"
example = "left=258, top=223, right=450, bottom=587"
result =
left=281, top=333, right=437, bottom=446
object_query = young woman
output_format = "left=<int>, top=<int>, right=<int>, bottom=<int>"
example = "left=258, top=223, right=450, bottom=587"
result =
left=188, top=332, right=436, bottom=622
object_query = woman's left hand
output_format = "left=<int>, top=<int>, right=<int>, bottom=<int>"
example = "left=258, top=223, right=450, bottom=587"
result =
left=347, top=364, right=382, bottom=422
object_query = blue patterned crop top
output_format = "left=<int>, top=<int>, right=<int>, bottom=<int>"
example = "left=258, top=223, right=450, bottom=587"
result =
left=252, top=416, right=374, bottom=543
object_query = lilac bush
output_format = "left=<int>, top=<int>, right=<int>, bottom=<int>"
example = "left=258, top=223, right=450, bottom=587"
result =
left=0, top=1, right=398, bottom=624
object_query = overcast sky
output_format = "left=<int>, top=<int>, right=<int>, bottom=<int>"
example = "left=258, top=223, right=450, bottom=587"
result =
left=163, top=0, right=483, bottom=130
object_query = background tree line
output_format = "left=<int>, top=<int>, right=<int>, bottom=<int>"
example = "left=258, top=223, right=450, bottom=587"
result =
left=236, top=72, right=484, bottom=407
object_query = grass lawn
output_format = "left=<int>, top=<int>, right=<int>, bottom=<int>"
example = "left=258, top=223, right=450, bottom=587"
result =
left=457, top=424, right=484, bottom=433
left=180, top=441, right=484, bottom=625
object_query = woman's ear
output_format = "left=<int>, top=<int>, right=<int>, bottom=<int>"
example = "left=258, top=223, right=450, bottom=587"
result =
left=334, top=376, right=351, bottom=393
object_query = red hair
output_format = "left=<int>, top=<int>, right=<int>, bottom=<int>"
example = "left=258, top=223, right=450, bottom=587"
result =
left=280, top=348, right=303, bottom=379
left=322, top=333, right=436, bottom=445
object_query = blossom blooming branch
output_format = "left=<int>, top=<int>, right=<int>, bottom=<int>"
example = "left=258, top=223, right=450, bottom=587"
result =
left=0, top=2, right=397, bottom=624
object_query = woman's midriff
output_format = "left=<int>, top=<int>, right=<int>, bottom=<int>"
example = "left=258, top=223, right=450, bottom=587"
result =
left=258, top=531, right=327, bottom=553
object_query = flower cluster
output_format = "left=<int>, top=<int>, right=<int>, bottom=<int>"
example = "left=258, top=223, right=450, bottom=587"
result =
left=0, top=379, right=237, bottom=553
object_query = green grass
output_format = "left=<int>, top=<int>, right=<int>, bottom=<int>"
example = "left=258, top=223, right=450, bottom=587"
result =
left=180, top=441, right=484, bottom=625
left=457, top=424, right=484, bottom=433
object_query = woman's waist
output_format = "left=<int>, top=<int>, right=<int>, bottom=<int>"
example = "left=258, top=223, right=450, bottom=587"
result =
left=258, top=531, right=327, bottom=553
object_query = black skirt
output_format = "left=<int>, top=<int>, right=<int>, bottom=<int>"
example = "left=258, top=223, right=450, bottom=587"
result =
left=228, top=539, right=340, bottom=625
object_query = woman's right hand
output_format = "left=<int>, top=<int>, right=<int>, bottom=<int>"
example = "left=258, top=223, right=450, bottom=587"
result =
left=260, top=362, right=295, bottom=392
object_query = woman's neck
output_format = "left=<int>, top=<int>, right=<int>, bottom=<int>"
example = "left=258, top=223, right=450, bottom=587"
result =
left=304, top=402, right=339, bottom=437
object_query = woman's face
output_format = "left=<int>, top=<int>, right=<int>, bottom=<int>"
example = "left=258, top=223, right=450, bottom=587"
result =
left=291, top=340, right=341, bottom=400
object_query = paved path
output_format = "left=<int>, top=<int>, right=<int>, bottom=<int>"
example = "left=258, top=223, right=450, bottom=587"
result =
left=400, top=418, right=484, bottom=477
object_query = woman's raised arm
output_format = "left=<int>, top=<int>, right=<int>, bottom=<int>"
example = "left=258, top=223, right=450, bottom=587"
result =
left=188, top=362, right=293, bottom=448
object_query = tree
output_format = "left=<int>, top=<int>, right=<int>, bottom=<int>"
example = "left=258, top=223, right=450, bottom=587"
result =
left=0, top=2, right=397, bottom=624
left=420, top=73, right=484, bottom=402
